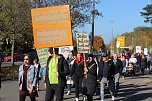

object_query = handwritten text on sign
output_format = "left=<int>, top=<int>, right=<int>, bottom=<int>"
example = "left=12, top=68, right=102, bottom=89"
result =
left=34, top=9, right=68, bottom=24
left=76, top=33, right=89, bottom=53
left=36, top=48, right=49, bottom=67
left=36, top=28, right=68, bottom=45
left=31, top=5, right=72, bottom=48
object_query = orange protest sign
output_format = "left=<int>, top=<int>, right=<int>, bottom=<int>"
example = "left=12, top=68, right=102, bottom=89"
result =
left=31, top=5, right=72, bottom=48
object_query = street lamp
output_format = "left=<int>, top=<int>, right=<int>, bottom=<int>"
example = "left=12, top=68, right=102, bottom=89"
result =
left=110, top=21, right=114, bottom=55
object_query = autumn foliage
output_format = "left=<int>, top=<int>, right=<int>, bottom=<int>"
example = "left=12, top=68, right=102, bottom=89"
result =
left=121, top=26, right=152, bottom=49
left=93, top=36, right=105, bottom=52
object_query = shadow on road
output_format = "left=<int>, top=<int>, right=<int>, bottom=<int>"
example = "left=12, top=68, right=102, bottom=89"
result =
left=93, top=83, right=152, bottom=101
left=117, top=84, right=152, bottom=101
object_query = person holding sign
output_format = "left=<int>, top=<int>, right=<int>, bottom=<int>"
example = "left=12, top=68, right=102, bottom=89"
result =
left=82, top=54, right=97, bottom=101
left=71, top=53, right=84, bottom=101
left=45, top=48, right=69, bottom=101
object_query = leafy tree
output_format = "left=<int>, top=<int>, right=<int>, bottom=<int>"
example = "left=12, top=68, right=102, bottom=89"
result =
left=0, top=0, right=101, bottom=53
left=93, top=36, right=105, bottom=52
left=30, top=0, right=101, bottom=29
left=121, top=26, right=152, bottom=49
left=0, top=0, right=33, bottom=53
left=140, top=4, right=152, bottom=25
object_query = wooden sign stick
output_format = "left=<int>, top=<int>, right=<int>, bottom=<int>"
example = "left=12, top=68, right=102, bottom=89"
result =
left=53, top=47, right=58, bottom=74
left=83, top=53, right=87, bottom=78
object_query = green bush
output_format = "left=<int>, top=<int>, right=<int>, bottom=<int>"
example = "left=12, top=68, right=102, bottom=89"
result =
left=1, top=65, right=19, bottom=81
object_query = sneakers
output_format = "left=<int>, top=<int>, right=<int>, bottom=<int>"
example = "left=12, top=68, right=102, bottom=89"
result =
left=112, top=96, right=115, bottom=101
left=101, top=96, right=114, bottom=101
left=83, top=96, right=86, bottom=101
left=122, top=76, right=125, bottom=80
left=76, top=98, right=79, bottom=101
left=66, top=91, right=70, bottom=95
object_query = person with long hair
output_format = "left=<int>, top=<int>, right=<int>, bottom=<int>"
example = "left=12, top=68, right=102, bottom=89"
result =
left=71, top=53, right=84, bottom=101
left=18, top=54, right=38, bottom=101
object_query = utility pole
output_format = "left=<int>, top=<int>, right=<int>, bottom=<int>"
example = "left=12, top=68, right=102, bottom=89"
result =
left=11, top=34, right=15, bottom=66
left=11, top=0, right=16, bottom=66
left=91, top=0, right=95, bottom=51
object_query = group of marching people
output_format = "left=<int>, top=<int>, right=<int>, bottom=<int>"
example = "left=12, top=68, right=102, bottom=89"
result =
left=65, top=51, right=122, bottom=101
left=119, top=52, right=152, bottom=79
left=19, top=47, right=139, bottom=101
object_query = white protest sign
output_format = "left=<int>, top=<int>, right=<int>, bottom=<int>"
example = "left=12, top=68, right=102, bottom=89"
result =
left=144, top=48, right=148, bottom=55
left=76, top=33, right=89, bottom=53
left=58, top=46, right=73, bottom=59
left=116, top=41, right=120, bottom=48
left=136, top=46, right=141, bottom=53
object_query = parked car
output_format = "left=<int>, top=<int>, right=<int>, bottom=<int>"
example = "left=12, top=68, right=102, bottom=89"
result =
left=4, top=53, right=24, bottom=62
left=14, top=53, right=24, bottom=61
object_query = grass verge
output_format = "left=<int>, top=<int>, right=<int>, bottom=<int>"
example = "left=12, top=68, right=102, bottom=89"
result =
left=1, top=65, right=19, bottom=81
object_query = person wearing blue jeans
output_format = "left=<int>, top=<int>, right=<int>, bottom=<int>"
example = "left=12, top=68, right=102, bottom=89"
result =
left=66, top=51, right=75, bottom=95
left=66, top=76, right=73, bottom=95
left=39, top=66, right=46, bottom=89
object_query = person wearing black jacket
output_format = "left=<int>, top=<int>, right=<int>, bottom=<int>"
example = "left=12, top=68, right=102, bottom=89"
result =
left=66, top=50, right=75, bottom=95
left=82, top=54, right=97, bottom=101
left=136, top=53, right=142, bottom=70
left=70, top=53, right=84, bottom=101
left=45, top=48, right=69, bottom=101
left=97, top=53, right=115, bottom=101
left=111, top=53, right=123, bottom=95
left=141, top=54, right=147, bottom=75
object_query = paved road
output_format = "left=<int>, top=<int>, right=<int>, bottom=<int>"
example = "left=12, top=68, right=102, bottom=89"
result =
left=0, top=75, right=152, bottom=101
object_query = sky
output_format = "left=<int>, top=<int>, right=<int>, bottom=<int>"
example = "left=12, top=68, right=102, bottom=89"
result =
left=78, top=0, right=152, bottom=44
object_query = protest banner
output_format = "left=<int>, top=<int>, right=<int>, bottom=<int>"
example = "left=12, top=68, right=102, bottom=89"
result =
left=36, top=48, right=49, bottom=67
left=31, top=5, right=72, bottom=48
left=76, top=33, right=89, bottom=53
left=144, top=48, right=148, bottom=55
left=136, top=46, right=141, bottom=53
left=58, top=46, right=73, bottom=59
